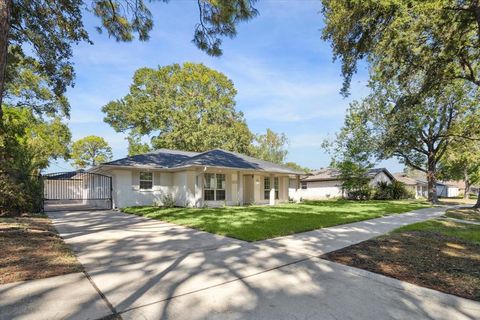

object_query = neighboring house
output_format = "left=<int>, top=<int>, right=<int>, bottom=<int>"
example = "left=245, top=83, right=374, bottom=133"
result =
left=91, top=148, right=303, bottom=208
left=436, top=181, right=460, bottom=198
left=393, top=173, right=428, bottom=198
left=290, top=167, right=394, bottom=200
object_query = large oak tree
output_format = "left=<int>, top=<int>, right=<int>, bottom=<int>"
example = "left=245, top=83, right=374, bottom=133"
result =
left=103, top=63, right=254, bottom=154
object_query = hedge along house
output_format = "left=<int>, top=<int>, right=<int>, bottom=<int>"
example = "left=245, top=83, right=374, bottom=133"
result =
left=91, top=149, right=303, bottom=208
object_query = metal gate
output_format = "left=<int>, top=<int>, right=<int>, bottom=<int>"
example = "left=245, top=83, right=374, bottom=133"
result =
left=43, top=171, right=112, bottom=211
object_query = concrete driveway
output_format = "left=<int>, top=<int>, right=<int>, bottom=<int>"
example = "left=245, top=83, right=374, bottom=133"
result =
left=5, top=207, right=479, bottom=320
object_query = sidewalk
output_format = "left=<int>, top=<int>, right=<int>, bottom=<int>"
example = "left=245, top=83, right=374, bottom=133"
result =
left=0, top=272, right=111, bottom=320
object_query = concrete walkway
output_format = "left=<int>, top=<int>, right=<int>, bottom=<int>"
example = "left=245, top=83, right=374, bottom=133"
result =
left=2, top=206, right=480, bottom=320
left=0, top=272, right=111, bottom=320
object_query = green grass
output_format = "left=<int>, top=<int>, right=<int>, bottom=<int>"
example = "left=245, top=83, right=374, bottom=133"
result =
left=444, top=208, right=480, bottom=222
left=394, top=220, right=480, bottom=244
left=122, top=200, right=430, bottom=241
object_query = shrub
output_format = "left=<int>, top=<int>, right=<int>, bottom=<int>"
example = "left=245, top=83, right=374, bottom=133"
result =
left=160, top=193, right=176, bottom=208
left=347, top=185, right=373, bottom=200
left=0, top=172, right=42, bottom=215
left=373, top=181, right=412, bottom=200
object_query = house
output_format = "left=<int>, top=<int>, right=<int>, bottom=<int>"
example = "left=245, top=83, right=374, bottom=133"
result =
left=290, top=167, right=394, bottom=200
left=393, top=173, right=428, bottom=198
left=92, top=148, right=303, bottom=208
left=436, top=181, right=460, bottom=198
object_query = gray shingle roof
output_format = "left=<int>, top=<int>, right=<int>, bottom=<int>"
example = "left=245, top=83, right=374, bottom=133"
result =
left=303, top=167, right=394, bottom=182
left=101, top=148, right=303, bottom=174
left=103, top=149, right=199, bottom=168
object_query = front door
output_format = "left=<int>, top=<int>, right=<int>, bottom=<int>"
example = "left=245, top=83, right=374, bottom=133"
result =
left=243, top=175, right=254, bottom=204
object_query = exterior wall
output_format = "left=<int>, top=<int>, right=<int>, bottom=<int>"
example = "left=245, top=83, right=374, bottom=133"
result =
left=369, top=172, right=392, bottom=186
left=110, top=167, right=291, bottom=208
left=111, top=169, right=176, bottom=208
left=294, top=180, right=344, bottom=200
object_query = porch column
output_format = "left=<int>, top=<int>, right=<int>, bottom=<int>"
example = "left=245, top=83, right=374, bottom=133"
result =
left=237, top=171, right=243, bottom=205
left=295, top=174, right=301, bottom=203
left=269, top=174, right=275, bottom=205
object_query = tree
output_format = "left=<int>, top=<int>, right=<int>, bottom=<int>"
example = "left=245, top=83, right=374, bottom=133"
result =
left=321, top=0, right=480, bottom=96
left=439, top=140, right=480, bottom=201
left=251, top=128, right=288, bottom=164
left=336, top=160, right=373, bottom=200
left=0, top=0, right=258, bottom=124
left=285, top=162, right=310, bottom=173
left=334, top=82, right=480, bottom=203
left=71, top=136, right=112, bottom=168
left=126, top=134, right=151, bottom=156
left=1, top=105, right=71, bottom=213
left=103, top=63, right=253, bottom=154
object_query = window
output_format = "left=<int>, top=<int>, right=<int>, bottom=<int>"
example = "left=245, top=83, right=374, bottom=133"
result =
left=301, top=181, right=307, bottom=189
left=265, top=177, right=279, bottom=200
left=139, top=172, right=153, bottom=190
left=274, top=177, right=279, bottom=200
left=204, top=173, right=226, bottom=201
left=264, top=177, right=270, bottom=199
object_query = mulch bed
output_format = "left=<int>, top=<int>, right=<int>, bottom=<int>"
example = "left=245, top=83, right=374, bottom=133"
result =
left=322, top=231, right=480, bottom=301
left=0, top=214, right=83, bottom=284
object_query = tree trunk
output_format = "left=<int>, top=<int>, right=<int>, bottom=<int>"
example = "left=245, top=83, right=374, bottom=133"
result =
left=426, top=156, right=438, bottom=203
left=0, top=0, right=11, bottom=124
left=464, top=168, right=471, bottom=199
left=475, top=189, right=480, bottom=208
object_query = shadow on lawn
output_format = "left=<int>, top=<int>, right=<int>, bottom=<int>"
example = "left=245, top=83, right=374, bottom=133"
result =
left=1, top=208, right=476, bottom=320
left=123, top=200, right=431, bottom=241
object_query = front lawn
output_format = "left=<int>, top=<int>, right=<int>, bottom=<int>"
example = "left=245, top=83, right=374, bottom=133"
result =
left=322, top=220, right=480, bottom=301
left=0, top=214, right=83, bottom=284
left=122, top=200, right=430, bottom=241
left=445, top=207, right=480, bottom=222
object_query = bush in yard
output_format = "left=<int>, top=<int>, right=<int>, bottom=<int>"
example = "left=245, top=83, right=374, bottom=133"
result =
left=0, top=172, right=43, bottom=215
left=347, top=186, right=373, bottom=200
left=0, top=173, right=27, bottom=215
left=160, top=194, right=176, bottom=208
left=373, top=181, right=412, bottom=200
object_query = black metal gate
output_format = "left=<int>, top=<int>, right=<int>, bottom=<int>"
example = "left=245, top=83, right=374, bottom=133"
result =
left=43, top=171, right=112, bottom=211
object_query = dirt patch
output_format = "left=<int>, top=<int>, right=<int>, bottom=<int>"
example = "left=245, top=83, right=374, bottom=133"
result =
left=0, top=214, right=83, bottom=284
left=445, top=208, right=480, bottom=222
left=322, top=231, right=480, bottom=301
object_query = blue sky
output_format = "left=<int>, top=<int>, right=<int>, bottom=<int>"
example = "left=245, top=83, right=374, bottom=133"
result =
left=47, top=0, right=403, bottom=173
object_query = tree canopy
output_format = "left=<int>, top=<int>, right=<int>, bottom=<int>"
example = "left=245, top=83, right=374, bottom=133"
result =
left=321, top=0, right=480, bottom=96
left=71, top=135, right=112, bottom=168
left=103, top=63, right=253, bottom=154
left=0, top=0, right=258, bottom=123
left=329, top=80, right=480, bottom=202
left=251, top=128, right=288, bottom=164
left=439, top=139, right=480, bottom=202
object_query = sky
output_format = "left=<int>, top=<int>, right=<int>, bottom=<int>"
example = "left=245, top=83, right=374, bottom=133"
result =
left=47, top=0, right=403, bottom=173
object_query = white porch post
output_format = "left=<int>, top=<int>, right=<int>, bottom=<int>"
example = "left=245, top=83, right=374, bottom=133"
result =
left=237, top=171, right=243, bottom=205
left=269, top=174, right=275, bottom=205
left=295, top=174, right=301, bottom=203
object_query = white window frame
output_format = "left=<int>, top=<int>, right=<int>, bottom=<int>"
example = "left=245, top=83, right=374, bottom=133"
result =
left=264, top=177, right=271, bottom=200
left=301, top=181, right=307, bottom=189
left=204, top=173, right=226, bottom=201
left=139, top=172, right=153, bottom=190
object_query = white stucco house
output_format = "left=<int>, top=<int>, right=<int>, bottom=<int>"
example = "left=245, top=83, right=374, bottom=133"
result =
left=393, top=173, right=428, bottom=198
left=92, top=149, right=303, bottom=209
left=290, top=168, right=394, bottom=201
